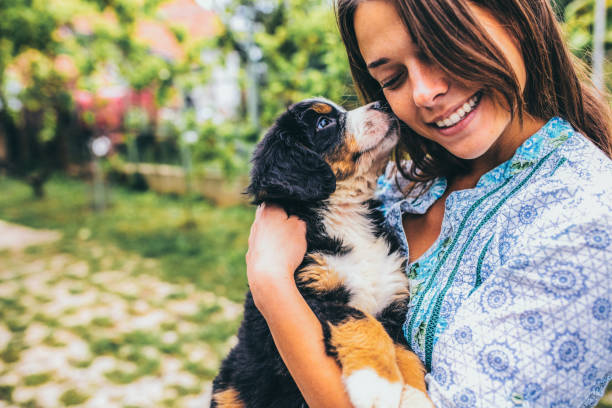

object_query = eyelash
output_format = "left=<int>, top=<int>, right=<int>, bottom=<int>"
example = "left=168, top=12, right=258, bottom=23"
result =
left=381, top=73, right=404, bottom=90
left=380, top=51, right=429, bottom=90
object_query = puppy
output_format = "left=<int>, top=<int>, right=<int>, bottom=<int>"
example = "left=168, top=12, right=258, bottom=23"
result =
left=211, top=98, right=431, bottom=408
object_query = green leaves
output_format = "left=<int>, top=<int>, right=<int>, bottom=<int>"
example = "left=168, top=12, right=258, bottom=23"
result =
left=562, top=0, right=612, bottom=60
left=212, top=0, right=355, bottom=129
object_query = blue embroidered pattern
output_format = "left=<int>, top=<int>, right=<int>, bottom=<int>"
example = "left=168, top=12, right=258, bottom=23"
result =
left=375, top=117, right=612, bottom=407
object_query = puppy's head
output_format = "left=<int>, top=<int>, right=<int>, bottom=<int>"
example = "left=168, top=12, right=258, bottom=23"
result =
left=247, top=98, right=398, bottom=205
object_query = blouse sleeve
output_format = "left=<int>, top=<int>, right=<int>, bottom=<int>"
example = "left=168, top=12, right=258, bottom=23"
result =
left=426, top=180, right=612, bottom=407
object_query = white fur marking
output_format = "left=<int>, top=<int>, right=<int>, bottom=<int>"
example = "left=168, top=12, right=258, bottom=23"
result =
left=400, top=385, right=434, bottom=408
left=347, top=104, right=395, bottom=153
left=344, top=368, right=403, bottom=408
left=319, top=202, right=408, bottom=316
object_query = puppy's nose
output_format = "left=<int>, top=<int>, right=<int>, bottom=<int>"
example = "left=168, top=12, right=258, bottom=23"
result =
left=370, top=100, right=391, bottom=113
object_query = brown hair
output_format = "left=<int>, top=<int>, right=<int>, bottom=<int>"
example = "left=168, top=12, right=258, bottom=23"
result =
left=335, top=0, right=612, bottom=187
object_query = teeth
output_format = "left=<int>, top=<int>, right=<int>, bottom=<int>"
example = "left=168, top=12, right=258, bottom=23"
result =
left=436, top=94, right=480, bottom=128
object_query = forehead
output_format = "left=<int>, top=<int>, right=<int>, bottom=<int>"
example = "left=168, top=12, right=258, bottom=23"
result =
left=354, top=1, right=413, bottom=67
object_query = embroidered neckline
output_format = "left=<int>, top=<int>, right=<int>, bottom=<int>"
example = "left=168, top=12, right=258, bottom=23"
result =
left=392, top=117, right=574, bottom=215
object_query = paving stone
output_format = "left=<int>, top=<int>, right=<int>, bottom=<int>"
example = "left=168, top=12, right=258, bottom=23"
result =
left=0, top=220, right=61, bottom=251
left=0, top=222, right=242, bottom=407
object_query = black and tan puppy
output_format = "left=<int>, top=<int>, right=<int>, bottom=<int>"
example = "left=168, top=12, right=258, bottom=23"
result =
left=211, top=98, right=432, bottom=408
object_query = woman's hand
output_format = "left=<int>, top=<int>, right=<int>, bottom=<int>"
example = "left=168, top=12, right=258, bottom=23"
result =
left=246, top=203, right=307, bottom=311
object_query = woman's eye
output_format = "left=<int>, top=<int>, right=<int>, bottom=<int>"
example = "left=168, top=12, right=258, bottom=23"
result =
left=316, top=117, right=333, bottom=130
left=381, top=73, right=403, bottom=90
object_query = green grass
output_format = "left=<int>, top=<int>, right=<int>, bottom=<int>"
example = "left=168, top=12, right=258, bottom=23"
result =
left=0, top=175, right=253, bottom=302
left=0, top=385, right=13, bottom=402
left=59, top=389, right=89, bottom=406
left=0, top=336, right=26, bottom=364
left=23, top=372, right=52, bottom=386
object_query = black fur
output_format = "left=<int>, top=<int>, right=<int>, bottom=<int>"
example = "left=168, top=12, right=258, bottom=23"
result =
left=211, top=99, right=409, bottom=408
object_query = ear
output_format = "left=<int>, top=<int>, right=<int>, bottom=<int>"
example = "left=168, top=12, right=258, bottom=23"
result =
left=247, top=127, right=336, bottom=204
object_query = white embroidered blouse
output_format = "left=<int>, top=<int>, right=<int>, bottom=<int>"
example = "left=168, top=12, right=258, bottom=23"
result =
left=376, top=117, right=612, bottom=407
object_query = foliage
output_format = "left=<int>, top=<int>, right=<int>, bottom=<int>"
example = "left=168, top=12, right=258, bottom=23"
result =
left=189, top=120, right=256, bottom=176
left=0, top=0, right=208, bottom=195
left=563, top=0, right=612, bottom=60
left=552, top=0, right=576, bottom=18
left=254, top=0, right=357, bottom=124
left=212, top=0, right=355, bottom=129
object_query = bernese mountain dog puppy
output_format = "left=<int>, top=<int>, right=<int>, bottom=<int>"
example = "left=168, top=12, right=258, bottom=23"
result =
left=211, top=98, right=432, bottom=408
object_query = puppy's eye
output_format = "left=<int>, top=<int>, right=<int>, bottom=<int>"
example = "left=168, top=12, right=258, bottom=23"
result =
left=316, top=117, right=334, bottom=131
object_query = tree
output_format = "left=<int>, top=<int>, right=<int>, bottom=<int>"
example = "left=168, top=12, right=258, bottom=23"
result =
left=0, top=0, right=195, bottom=196
left=0, top=0, right=67, bottom=196
left=212, top=0, right=354, bottom=130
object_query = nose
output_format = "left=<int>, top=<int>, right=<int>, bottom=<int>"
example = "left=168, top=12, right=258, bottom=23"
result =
left=410, top=60, right=448, bottom=108
left=369, top=100, right=391, bottom=113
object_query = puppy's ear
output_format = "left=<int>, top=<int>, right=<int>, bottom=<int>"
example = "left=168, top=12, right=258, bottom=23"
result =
left=247, top=126, right=336, bottom=204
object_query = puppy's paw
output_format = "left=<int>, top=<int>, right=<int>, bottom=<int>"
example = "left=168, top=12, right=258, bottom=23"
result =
left=399, top=385, right=434, bottom=408
left=344, top=368, right=402, bottom=408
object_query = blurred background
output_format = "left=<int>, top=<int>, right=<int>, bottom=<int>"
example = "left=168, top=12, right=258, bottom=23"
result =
left=0, top=0, right=609, bottom=406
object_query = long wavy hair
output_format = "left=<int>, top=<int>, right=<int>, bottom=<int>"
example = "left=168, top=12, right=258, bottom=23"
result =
left=335, top=0, right=612, bottom=189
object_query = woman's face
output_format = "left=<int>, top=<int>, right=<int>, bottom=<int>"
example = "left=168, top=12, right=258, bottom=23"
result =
left=354, top=0, right=541, bottom=164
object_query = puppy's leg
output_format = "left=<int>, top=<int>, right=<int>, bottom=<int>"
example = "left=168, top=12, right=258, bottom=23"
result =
left=394, top=345, right=434, bottom=407
left=324, top=311, right=403, bottom=408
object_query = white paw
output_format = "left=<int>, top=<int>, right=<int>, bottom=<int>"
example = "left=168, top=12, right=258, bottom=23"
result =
left=344, top=368, right=402, bottom=408
left=399, top=385, right=434, bottom=408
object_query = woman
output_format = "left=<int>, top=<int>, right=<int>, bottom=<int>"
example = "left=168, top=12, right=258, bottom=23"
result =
left=246, top=0, right=612, bottom=406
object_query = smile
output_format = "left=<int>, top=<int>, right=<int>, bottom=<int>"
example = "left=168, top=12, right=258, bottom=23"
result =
left=435, top=92, right=482, bottom=129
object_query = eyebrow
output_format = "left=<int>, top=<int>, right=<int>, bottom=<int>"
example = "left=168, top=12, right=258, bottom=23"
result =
left=367, top=58, right=390, bottom=70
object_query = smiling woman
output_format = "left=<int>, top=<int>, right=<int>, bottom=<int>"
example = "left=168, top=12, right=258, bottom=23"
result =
left=243, top=0, right=612, bottom=407
left=354, top=0, right=546, bottom=166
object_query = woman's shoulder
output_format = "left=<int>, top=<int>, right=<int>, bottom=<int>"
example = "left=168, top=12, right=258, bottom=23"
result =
left=518, top=124, right=612, bottom=205
left=555, top=120, right=612, bottom=173
left=498, top=124, right=612, bottom=254
left=502, top=118, right=610, bottom=204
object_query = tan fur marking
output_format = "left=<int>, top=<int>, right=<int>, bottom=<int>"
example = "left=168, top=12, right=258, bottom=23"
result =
left=327, top=134, right=359, bottom=180
left=394, top=345, right=428, bottom=394
left=212, top=388, right=245, bottom=408
left=328, top=315, right=401, bottom=382
left=312, top=102, right=333, bottom=114
left=297, top=253, right=343, bottom=292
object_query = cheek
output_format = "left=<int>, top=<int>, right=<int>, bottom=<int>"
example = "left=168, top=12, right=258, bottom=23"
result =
left=385, top=94, right=417, bottom=126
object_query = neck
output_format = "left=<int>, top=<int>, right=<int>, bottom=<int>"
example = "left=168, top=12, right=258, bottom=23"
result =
left=467, top=113, right=547, bottom=184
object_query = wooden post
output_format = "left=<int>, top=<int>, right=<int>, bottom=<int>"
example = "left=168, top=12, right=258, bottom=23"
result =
left=592, top=0, right=606, bottom=91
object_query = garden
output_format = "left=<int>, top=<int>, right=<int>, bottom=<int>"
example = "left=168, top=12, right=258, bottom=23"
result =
left=0, top=0, right=611, bottom=406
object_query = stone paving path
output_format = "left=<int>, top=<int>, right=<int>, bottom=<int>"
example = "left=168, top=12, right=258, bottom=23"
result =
left=0, top=222, right=242, bottom=407
left=0, top=221, right=62, bottom=252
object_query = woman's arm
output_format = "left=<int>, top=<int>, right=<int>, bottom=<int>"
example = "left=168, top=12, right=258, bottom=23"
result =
left=246, top=204, right=354, bottom=408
